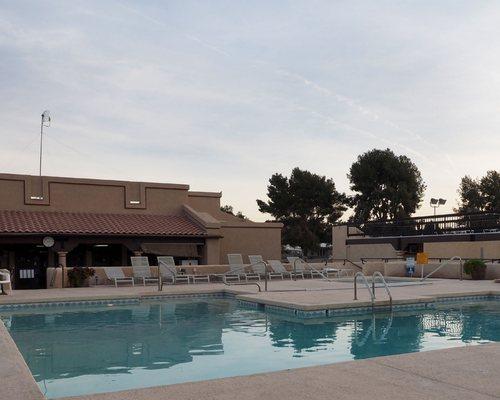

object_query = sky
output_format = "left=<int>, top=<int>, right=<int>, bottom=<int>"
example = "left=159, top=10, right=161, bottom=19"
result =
left=0, top=1, right=499, bottom=221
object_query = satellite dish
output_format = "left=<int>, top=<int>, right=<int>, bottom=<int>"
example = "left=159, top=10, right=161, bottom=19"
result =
left=43, top=236, right=55, bottom=248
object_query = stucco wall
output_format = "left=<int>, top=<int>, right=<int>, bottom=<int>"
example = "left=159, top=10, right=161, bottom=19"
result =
left=219, top=226, right=282, bottom=264
left=383, top=261, right=500, bottom=279
left=424, top=241, right=500, bottom=259
left=333, top=225, right=398, bottom=261
left=0, top=173, right=191, bottom=215
left=186, top=192, right=222, bottom=216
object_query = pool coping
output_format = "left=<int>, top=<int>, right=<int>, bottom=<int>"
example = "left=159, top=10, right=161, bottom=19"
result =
left=0, top=319, right=44, bottom=400
left=235, top=290, right=500, bottom=318
left=1, top=288, right=500, bottom=317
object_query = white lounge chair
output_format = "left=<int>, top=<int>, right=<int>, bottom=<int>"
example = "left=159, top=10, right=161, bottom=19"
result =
left=131, top=256, right=159, bottom=286
left=248, top=255, right=267, bottom=279
left=268, top=260, right=303, bottom=280
left=104, top=267, right=134, bottom=287
left=157, top=256, right=190, bottom=284
left=227, top=254, right=257, bottom=281
left=0, top=269, right=11, bottom=294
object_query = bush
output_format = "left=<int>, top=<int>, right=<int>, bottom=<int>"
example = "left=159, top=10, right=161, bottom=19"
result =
left=67, top=267, right=95, bottom=287
left=463, top=259, right=487, bottom=280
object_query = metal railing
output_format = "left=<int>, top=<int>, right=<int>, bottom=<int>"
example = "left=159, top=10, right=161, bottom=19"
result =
left=353, top=272, right=375, bottom=306
left=222, top=261, right=270, bottom=292
left=292, top=258, right=331, bottom=281
left=372, top=271, right=392, bottom=309
left=343, top=259, right=364, bottom=271
left=344, top=211, right=500, bottom=238
left=420, top=256, right=463, bottom=281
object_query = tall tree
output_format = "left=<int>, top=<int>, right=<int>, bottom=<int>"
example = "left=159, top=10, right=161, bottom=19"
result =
left=257, top=168, right=348, bottom=255
left=348, top=148, right=425, bottom=221
left=456, top=170, right=500, bottom=213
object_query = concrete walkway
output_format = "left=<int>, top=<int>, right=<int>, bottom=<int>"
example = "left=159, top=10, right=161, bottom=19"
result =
left=1, top=278, right=499, bottom=310
left=61, top=343, right=500, bottom=400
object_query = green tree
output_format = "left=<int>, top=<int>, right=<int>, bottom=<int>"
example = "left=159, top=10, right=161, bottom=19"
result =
left=220, top=205, right=246, bottom=220
left=456, top=170, right=500, bottom=213
left=257, top=168, right=348, bottom=255
left=348, top=148, right=425, bottom=221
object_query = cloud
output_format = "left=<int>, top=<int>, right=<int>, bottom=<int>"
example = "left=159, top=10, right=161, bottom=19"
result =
left=1, top=1, right=499, bottom=220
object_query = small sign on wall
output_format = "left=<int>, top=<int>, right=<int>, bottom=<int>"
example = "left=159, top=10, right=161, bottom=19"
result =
left=416, top=252, right=429, bottom=265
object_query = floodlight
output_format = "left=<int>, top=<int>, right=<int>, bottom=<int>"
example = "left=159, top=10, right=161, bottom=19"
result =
left=438, top=198, right=446, bottom=205
left=41, top=110, right=51, bottom=126
left=430, top=198, right=438, bottom=205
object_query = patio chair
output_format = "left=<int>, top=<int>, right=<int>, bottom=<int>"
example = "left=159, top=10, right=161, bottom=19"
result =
left=157, top=256, right=190, bottom=284
left=248, top=255, right=267, bottom=279
left=268, top=260, right=303, bottom=280
left=0, top=269, right=11, bottom=295
left=190, top=267, right=211, bottom=284
left=131, top=256, right=158, bottom=286
left=103, top=267, right=134, bottom=287
left=227, top=254, right=257, bottom=281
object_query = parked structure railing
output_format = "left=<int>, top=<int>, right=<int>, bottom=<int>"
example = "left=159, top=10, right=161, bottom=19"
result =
left=343, top=211, right=499, bottom=238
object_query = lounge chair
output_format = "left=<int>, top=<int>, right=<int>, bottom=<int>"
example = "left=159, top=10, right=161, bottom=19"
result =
left=131, top=256, right=159, bottom=286
left=248, top=255, right=267, bottom=279
left=287, top=257, right=323, bottom=278
left=268, top=260, right=303, bottom=280
left=157, top=256, right=190, bottom=284
left=104, top=267, right=135, bottom=287
left=190, top=267, right=211, bottom=284
left=0, top=269, right=11, bottom=294
left=227, top=254, right=258, bottom=281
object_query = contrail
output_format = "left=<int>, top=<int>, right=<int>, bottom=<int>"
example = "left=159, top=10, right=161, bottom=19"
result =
left=112, top=1, right=455, bottom=173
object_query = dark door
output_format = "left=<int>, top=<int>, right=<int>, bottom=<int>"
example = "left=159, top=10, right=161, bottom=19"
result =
left=14, top=246, right=48, bottom=289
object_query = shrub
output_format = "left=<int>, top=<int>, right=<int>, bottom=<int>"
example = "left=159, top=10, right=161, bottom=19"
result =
left=463, top=259, right=487, bottom=280
left=67, top=267, right=95, bottom=287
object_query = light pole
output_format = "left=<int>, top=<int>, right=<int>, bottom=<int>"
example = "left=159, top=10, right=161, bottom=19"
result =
left=430, top=198, right=446, bottom=216
left=39, top=110, right=51, bottom=198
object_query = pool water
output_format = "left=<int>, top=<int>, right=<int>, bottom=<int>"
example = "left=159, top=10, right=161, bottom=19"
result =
left=1, top=298, right=499, bottom=398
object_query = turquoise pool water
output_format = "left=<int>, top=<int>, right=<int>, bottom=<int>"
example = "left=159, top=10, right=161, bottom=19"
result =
left=1, top=297, right=499, bottom=398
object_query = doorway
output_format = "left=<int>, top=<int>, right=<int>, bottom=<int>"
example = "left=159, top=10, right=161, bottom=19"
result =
left=13, top=245, right=49, bottom=289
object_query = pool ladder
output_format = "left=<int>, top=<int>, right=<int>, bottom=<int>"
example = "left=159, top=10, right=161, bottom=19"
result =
left=353, top=271, right=393, bottom=310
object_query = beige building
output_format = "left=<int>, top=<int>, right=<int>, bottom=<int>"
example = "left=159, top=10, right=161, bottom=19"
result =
left=0, top=173, right=282, bottom=289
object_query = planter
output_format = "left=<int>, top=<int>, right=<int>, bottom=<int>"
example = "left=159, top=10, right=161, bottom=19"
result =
left=470, top=267, right=486, bottom=280
left=67, top=267, right=95, bottom=287
left=463, top=259, right=487, bottom=280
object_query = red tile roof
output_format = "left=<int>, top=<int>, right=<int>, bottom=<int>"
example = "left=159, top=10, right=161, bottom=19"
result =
left=0, top=210, right=206, bottom=237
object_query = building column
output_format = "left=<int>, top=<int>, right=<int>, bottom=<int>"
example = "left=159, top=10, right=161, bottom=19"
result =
left=58, top=251, right=68, bottom=288
left=203, top=238, right=221, bottom=265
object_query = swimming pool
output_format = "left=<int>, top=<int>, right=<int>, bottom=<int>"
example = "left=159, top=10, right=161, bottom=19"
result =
left=1, top=296, right=499, bottom=398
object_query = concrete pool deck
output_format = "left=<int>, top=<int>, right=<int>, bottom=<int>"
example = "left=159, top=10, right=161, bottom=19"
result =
left=1, top=278, right=500, bottom=400
left=1, top=278, right=499, bottom=311
left=61, top=343, right=500, bottom=400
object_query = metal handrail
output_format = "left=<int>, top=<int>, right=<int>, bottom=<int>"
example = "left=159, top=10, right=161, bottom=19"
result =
left=223, top=261, right=269, bottom=292
left=157, top=260, right=191, bottom=291
left=343, top=259, right=364, bottom=271
left=353, top=272, right=375, bottom=307
left=420, top=256, right=463, bottom=281
left=372, top=271, right=392, bottom=309
left=292, top=258, right=332, bottom=281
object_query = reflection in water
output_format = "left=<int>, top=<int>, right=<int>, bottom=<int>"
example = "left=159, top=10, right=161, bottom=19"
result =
left=1, top=299, right=499, bottom=398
